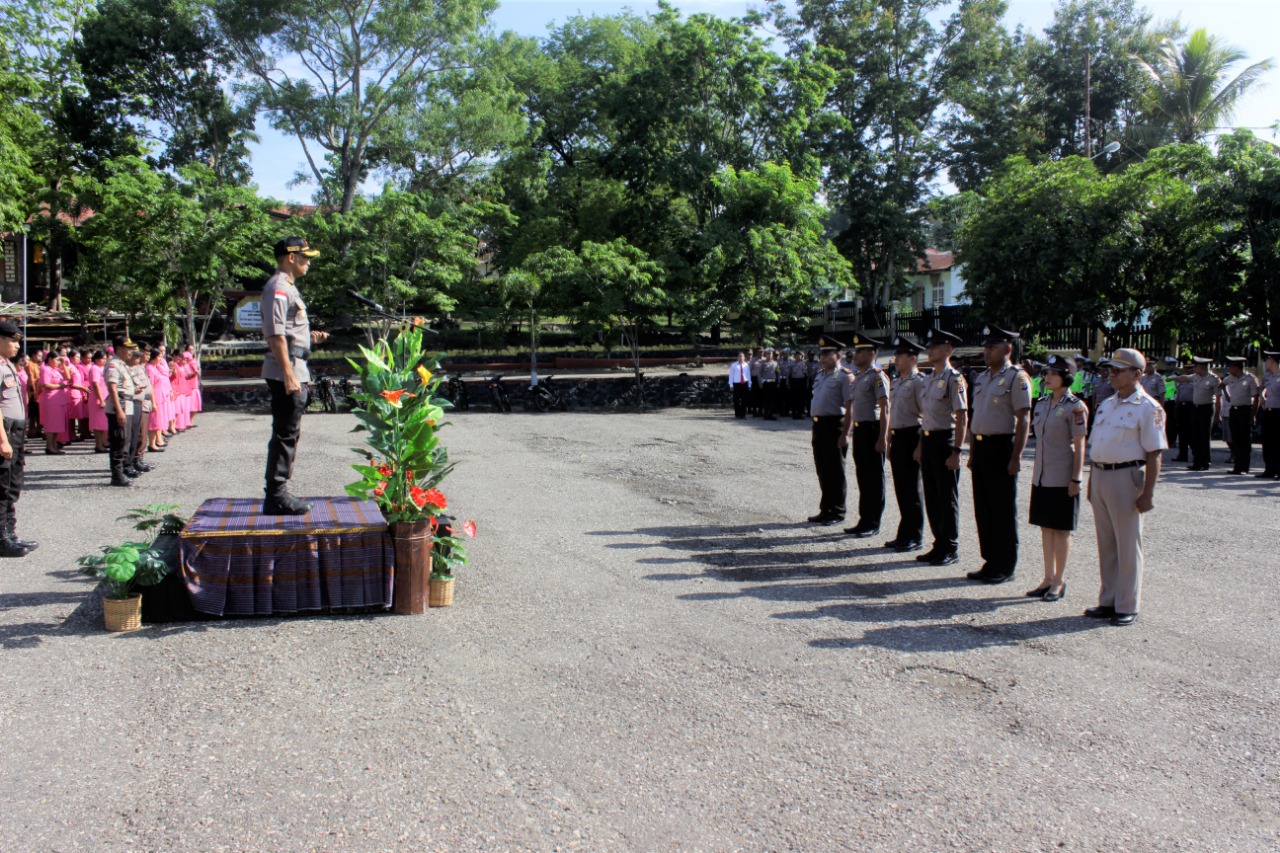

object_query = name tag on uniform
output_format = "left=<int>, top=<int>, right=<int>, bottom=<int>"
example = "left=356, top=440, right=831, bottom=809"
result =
left=1054, top=407, right=1066, bottom=418
left=997, top=378, right=1005, bottom=386
left=936, top=379, right=945, bottom=389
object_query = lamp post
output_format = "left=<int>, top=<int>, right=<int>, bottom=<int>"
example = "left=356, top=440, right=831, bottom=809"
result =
left=1091, top=141, right=1121, bottom=160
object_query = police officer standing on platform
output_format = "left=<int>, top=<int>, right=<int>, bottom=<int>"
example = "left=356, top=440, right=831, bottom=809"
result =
left=0, top=321, right=36, bottom=556
left=1258, top=349, right=1280, bottom=479
left=808, top=337, right=855, bottom=526
left=1222, top=356, right=1259, bottom=475
left=1172, top=356, right=1220, bottom=471
left=966, top=325, right=1032, bottom=584
left=916, top=327, right=968, bottom=566
left=844, top=334, right=891, bottom=537
left=262, top=236, right=329, bottom=515
left=885, top=336, right=927, bottom=552
left=1084, top=348, right=1167, bottom=626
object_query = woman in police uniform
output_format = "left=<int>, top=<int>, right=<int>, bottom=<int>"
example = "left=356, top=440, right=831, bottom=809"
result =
left=1027, top=355, right=1088, bottom=602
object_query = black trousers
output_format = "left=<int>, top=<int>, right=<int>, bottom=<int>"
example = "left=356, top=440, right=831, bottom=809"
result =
left=760, top=381, right=777, bottom=418
left=1176, top=402, right=1195, bottom=459
left=1262, top=409, right=1280, bottom=475
left=107, top=411, right=130, bottom=478
left=851, top=421, right=885, bottom=529
left=971, top=434, right=1018, bottom=576
left=749, top=380, right=760, bottom=415
left=1228, top=407, right=1254, bottom=472
left=790, top=379, right=807, bottom=418
left=265, top=378, right=309, bottom=496
left=129, top=408, right=146, bottom=468
left=920, top=430, right=960, bottom=554
left=1192, top=404, right=1213, bottom=468
left=812, top=416, right=848, bottom=518
left=0, top=420, right=26, bottom=535
left=1162, top=400, right=1178, bottom=448
left=888, top=426, right=923, bottom=543
left=732, top=382, right=748, bottom=418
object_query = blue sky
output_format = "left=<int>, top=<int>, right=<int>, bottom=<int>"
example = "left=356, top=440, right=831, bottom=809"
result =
left=247, top=0, right=1280, bottom=204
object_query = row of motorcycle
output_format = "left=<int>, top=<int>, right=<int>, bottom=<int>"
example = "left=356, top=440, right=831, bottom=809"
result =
left=306, top=370, right=571, bottom=413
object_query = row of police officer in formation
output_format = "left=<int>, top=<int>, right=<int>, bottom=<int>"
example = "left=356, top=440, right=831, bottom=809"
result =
left=801, top=326, right=1280, bottom=627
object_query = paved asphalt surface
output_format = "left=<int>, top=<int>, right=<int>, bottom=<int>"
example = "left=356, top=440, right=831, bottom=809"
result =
left=1, top=408, right=1278, bottom=852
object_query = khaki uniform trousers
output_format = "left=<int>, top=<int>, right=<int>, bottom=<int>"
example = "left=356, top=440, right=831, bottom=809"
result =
left=1089, top=466, right=1146, bottom=615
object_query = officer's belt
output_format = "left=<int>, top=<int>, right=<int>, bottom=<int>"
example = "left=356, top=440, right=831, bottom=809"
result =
left=1093, top=460, right=1145, bottom=470
left=290, top=346, right=310, bottom=361
left=889, top=426, right=919, bottom=434
left=972, top=433, right=1013, bottom=440
left=3, top=418, right=26, bottom=431
left=811, top=415, right=843, bottom=422
left=921, top=428, right=953, bottom=437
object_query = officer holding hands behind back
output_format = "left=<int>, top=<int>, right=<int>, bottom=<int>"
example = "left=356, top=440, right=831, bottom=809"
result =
left=808, top=336, right=855, bottom=526
left=261, top=236, right=329, bottom=516
left=915, top=327, right=968, bottom=566
left=885, top=336, right=927, bottom=552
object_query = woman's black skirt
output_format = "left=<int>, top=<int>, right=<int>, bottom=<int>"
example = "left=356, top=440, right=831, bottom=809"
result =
left=1029, top=485, right=1079, bottom=531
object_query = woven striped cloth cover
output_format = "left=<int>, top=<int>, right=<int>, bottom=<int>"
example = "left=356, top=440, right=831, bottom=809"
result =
left=179, top=497, right=393, bottom=616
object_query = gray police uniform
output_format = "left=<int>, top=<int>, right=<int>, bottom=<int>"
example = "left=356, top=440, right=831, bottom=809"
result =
left=920, top=365, right=967, bottom=556
left=1188, top=370, right=1221, bottom=469
left=888, top=370, right=927, bottom=545
left=811, top=366, right=855, bottom=520
left=129, top=363, right=151, bottom=471
left=1089, top=388, right=1168, bottom=616
left=1029, top=392, right=1088, bottom=530
left=1224, top=372, right=1259, bottom=473
left=0, top=357, right=29, bottom=542
left=104, top=356, right=136, bottom=481
left=789, top=357, right=808, bottom=418
left=1261, top=369, right=1280, bottom=477
left=760, top=358, right=779, bottom=419
left=261, top=272, right=313, bottom=496
left=1174, top=374, right=1195, bottom=460
left=849, top=365, right=890, bottom=531
left=969, top=363, right=1033, bottom=577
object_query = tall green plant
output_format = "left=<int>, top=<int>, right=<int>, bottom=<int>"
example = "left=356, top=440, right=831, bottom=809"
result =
left=345, top=324, right=455, bottom=523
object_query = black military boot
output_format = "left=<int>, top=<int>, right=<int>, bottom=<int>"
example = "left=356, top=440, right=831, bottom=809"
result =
left=7, top=525, right=38, bottom=552
left=0, top=537, right=29, bottom=558
left=263, top=491, right=311, bottom=516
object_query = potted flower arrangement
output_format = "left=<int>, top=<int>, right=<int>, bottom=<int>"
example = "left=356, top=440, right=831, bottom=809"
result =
left=346, top=323, right=471, bottom=614
left=428, top=517, right=477, bottom=606
left=78, top=504, right=187, bottom=632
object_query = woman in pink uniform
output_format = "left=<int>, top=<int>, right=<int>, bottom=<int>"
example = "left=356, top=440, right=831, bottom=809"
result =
left=66, top=352, right=86, bottom=442
left=86, top=350, right=109, bottom=452
left=161, top=352, right=178, bottom=435
left=145, top=349, right=170, bottom=451
left=38, top=355, right=71, bottom=453
left=170, top=354, right=189, bottom=431
left=184, top=349, right=202, bottom=426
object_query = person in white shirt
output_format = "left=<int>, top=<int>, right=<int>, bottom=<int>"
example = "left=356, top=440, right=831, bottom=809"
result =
left=728, top=352, right=751, bottom=419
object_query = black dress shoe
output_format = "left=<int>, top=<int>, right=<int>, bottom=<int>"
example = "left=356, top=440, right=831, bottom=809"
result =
left=915, top=550, right=941, bottom=563
left=893, top=540, right=922, bottom=553
left=883, top=538, right=905, bottom=549
left=10, top=535, right=38, bottom=552
left=1110, top=613, right=1137, bottom=626
left=843, top=526, right=879, bottom=538
left=931, top=552, right=960, bottom=566
left=1084, top=605, right=1116, bottom=619
left=1026, top=584, right=1051, bottom=598
left=110, top=476, right=134, bottom=487
left=263, top=493, right=312, bottom=516
left=807, top=513, right=831, bottom=523
left=0, top=539, right=28, bottom=558
left=818, top=516, right=844, bottom=527
left=966, top=570, right=1012, bottom=584
left=1254, top=472, right=1277, bottom=479
left=1042, top=583, right=1066, bottom=602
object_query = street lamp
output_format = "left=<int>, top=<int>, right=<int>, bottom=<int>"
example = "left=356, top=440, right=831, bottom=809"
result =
left=1091, top=140, right=1121, bottom=160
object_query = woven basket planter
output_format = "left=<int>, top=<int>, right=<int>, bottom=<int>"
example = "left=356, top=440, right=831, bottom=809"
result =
left=429, top=577, right=454, bottom=607
left=103, top=595, right=143, bottom=632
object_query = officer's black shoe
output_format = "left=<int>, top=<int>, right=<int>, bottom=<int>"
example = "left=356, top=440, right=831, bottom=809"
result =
left=807, top=513, right=829, bottom=523
left=1110, top=613, right=1137, bottom=626
left=135, top=462, right=156, bottom=473
left=893, top=540, right=922, bottom=553
left=843, top=526, right=879, bottom=538
left=263, top=492, right=311, bottom=516
left=817, top=516, right=844, bottom=527
left=981, top=573, right=1014, bottom=585
left=930, top=552, right=960, bottom=566
left=10, top=535, right=38, bottom=552
left=915, top=549, right=942, bottom=563
left=1083, top=605, right=1116, bottom=619
left=1254, top=472, right=1277, bottom=478
left=110, top=476, right=134, bottom=487
left=884, top=538, right=905, bottom=548
left=0, top=539, right=28, bottom=558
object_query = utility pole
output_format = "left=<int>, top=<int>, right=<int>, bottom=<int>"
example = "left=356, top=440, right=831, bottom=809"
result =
left=1084, top=49, right=1092, bottom=158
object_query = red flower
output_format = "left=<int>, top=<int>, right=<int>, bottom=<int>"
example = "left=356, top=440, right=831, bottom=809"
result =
left=408, top=485, right=428, bottom=509
left=462, top=519, right=477, bottom=539
left=405, top=470, right=415, bottom=483
left=381, top=389, right=415, bottom=408
left=373, top=481, right=387, bottom=497
left=377, top=464, right=393, bottom=477
left=422, top=488, right=447, bottom=510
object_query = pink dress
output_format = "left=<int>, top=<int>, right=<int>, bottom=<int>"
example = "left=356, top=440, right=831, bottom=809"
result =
left=146, top=363, right=168, bottom=431
left=189, top=359, right=202, bottom=412
left=38, top=363, right=70, bottom=442
left=87, top=363, right=109, bottom=431
left=172, top=364, right=191, bottom=430
left=68, top=362, right=87, bottom=420
left=156, top=358, right=174, bottom=427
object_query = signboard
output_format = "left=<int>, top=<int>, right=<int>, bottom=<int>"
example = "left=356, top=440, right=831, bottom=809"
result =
left=2, top=241, right=15, bottom=285
left=234, top=294, right=263, bottom=331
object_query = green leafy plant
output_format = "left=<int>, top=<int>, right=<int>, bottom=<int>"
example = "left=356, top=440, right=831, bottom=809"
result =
left=345, top=323, right=457, bottom=523
left=77, top=505, right=187, bottom=600
left=431, top=518, right=477, bottom=580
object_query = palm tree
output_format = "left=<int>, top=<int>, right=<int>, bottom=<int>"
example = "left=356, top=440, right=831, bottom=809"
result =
left=1136, top=29, right=1274, bottom=145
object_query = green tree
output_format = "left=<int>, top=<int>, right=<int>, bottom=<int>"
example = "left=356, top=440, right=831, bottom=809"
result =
left=1135, top=29, right=1274, bottom=146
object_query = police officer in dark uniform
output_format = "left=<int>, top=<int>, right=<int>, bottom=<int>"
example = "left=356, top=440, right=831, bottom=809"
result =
left=916, top=327, right=968, bottom=566
left=808, top=337, right=855, bottom=526
left=1172, top=356, right=1220, bottom=471
left=1259, top=349, right=1280, bottom=479
left=0, top=321, right=36, bottom=556
left=966, top=325, right=1032, bottom=584
left=844, top=334, right=890, bottom=537
left=262, top=237, right=329, bottom=515
left=886, top=336, right=927, bottom=552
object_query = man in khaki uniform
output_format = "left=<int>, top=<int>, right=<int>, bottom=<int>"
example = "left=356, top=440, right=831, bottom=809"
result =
left=808, top=337, right=856, bottom=526
left=844, top=334, right=891, bottom=537
left=915, top=327, right=968, bottom=566
left=886, top=336, right=927, bottom=552
left=1172, top=357, right=1220, bottom=471
left=0, top=321, right=35, bottom=556
left=1085, top=348, right=1167, bottom=626
left=966, top=325, right=1032, bottom=584
left=1222, top=356, right=1260, bottom=475
left=104, top=337, right=138, bottom=487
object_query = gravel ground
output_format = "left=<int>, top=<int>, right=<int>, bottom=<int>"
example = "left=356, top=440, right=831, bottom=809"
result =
left=1, top=408, right=1278, bottom=852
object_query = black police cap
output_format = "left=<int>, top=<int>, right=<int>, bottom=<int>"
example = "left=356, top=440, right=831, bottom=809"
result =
left=852, top=333, right=884, bottom=350
left=923, top=327, right=962, bottom=347
left=0, top=320, right=22, bottom=341
left=891, top=335, right=925, bottom=355
left=273, top=236, right=320, bottom=258
left=980, top=324, right=1020, bottom=345
left=1045, top=354, right=1075, bottom=380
